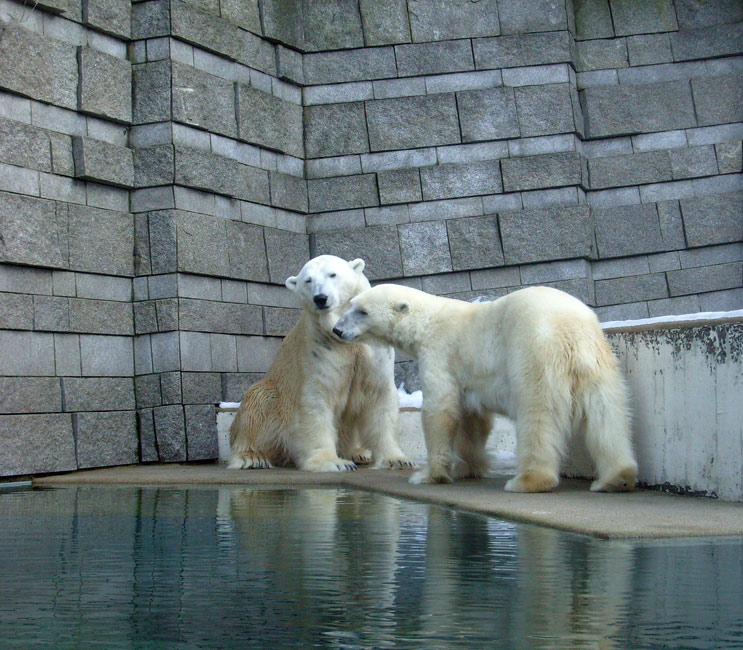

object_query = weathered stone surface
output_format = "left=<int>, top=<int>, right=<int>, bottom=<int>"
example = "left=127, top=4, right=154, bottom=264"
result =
left=304, top=102, right=369, bottom=158
left=67, top=205, right=134, bottom=277
left=0, top=23, right=78, bottom=110
left=137, top=408, right=158, bottom=462
left=265, top=228, right=309, bottom=283
left=304, top=47, right=397, bottom=85
left=83, top=0, right=131, bottom=38
left=235, top=335, right=281, bottom=372
left=0, top=330, right=55, bottom=376
left=219, top=0, right=261, bottom=33
left=395, top=40, right=474, bottom=77
left=225, top=220, right=270, bottom=282
left=588, top=151, right=672, bottom=189
left=135, top=374, right=161, bottom=409
left=153, top=404, right=186, bottom=461
left=174, top=211, right=229, bottom=277
left=474, top=31, right=571, bottom=69
left=457, top=87, right=519, bottom=142
left=170, top=0, right=241, bottom=60
left=78, top=47, right=132, bottom=123
left=73, top=136, right=134, bottom=188
left=575, top=38, right=628, bottom=71
left=67, top=298, right=133, bottom=335
left=681, top=191, right=743, bottom=247
left=691, top=75, right=743, bottom=127
left=303, top=0, right=364, bottom=51
left=407, top=0, right=498, bottom=41
left=595, top=273, right=668, bottom=306
left=312, top=225, right=402, bottom=280
left=185, top=404, right=218, bottom=460
left=627, top=33, right=673, bottom=66
left=667, top=262, right=743, bottom=297
left=500, top=205, right=594, bottom=265
left=582, top=80, right=697, bottom=138
left=420, top=160, right=502, bottom=201
left=131, top=0, right=170, bottom=39
left=669, top=146, right=718, bottom=180
left=178, top=298, right=262, bottom=334
left=0, top=117, right=53, bottom=173
left=0, top=292, right=33, bottom=329
left=377, top=169, right=422, bottom=205
left=573, top=0, right=613, bottom=39
left=498, top=0, right=568, bottom=34
left=181, top=372, right=221, bottom=404
left=261, top=0, right=304, bottom=49
left=276, top=45, right=304, bottom=84
left=264, top=306, right=301, bottom=335
left=359, top=0, right=410, bottom=45
left=160, top=371, right=181, bottom=405
left=133, top=61, right=172, bottom=124
left=0, top=377, right=62, bottom=414
left=172, top=62, right=236, bottom=137
left=270, top=172, right=308, bottom=213
left=134, top=144, right=175, bottom=188
left=80, top=334, right=133, bottom=376
left=0, top=193, right=66, bottom=269
left=0, top=413, right=76, bottom=475
left=675, top=0, right=743, bottom=29
left=33, top=295, right=69, bottom=332
left=174, top=146, right=270, bottom=203
left=62, top=377, right=136, bottom=412
left=236, top=84, right=303, bottom=158
left=308, top=174, right=378, bottom=212
left=398, top=221, right=452, bottom=276
left=446, top=216, right=504, bottom=271
left=501, top=152, right=581, bottom=192
left=514, top=83, right=575, bottom=138
left=611, top=0, right=677, bottom=35
left=715, top=142, right=742, bottom=174
left=221, top=373, right=263, bottom=401
left=366, top=94, right=460, bottom=151
left=593, top=203, right=674, bottom=258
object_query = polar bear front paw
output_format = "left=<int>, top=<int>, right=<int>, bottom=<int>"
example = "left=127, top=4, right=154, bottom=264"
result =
left=409, top=467, right=452, bottom=484
left=302, top=455, right=358, bottom=473
left=504, top=470, right=558, bottom=493
left=350, top=448, right=373, bottom=465
left=380, top=456, right=417, bottom=470
left=227, top=453, right=273, bottom=470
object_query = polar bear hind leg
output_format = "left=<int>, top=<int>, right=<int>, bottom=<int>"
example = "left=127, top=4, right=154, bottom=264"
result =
left=455, top=411, right=492, bottom=479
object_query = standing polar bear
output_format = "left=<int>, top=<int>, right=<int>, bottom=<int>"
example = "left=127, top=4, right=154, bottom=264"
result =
left=228, top=255, right=412, bottom=472
left=333, top=284, right=638, bottom=492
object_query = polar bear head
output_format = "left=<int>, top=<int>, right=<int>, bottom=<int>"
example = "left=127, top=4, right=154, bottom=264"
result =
left=332, top=284, right=415, bottom=344
left=286, top=255, right=370, bottom=314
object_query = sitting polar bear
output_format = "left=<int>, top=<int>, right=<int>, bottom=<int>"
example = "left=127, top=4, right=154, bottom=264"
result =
left=333, top=284, right=638, bottom=492
left=228, top=255, right=412, bottom=472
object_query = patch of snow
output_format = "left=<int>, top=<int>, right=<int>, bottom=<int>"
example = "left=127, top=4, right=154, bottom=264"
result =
left=397, top=383, right=423, bottom=409
left=471, top=296, right=492, bottom=304
left=601, top=309, right=743, bottom=330
left=219, top=402, right=241, bottom=409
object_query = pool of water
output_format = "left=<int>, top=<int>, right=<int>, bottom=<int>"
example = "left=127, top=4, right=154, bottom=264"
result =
left=1, top=486, right=742, bottom=649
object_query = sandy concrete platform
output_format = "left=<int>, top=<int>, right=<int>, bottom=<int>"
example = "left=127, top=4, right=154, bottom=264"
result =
left=34, top=463, right=743, bottom=540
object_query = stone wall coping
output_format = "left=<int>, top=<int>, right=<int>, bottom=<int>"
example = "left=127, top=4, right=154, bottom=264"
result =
left=602, top=309, right=743, bottom=333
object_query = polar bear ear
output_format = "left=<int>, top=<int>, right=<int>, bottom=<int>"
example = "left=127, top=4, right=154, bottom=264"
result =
left=285, top=276, right=298, bottom=291
left=349, top=258, right=365, bottom=274
left=394, top=301, right=410, bottom=313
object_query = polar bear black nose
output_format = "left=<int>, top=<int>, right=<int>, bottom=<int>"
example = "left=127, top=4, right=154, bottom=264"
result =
left=314, top=294, right=328, bottom=308
left=332, top=327, right=343, bottom=338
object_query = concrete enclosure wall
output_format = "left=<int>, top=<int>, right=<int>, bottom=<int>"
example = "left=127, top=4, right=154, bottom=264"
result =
left=1, top=0, right=741, bottom=476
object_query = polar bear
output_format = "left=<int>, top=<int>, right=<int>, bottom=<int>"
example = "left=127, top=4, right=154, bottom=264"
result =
left=228, top=256, right=412, bottom=472
left=333, top=284, right=638, bottom=492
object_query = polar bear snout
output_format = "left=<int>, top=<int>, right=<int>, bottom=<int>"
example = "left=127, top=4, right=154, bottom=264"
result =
left=313, top=293, right=329, bottom=309
left=332, top=326, right=352, bottom=341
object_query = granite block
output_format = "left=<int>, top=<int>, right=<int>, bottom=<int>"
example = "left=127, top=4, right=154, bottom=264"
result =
left=398, top=220, right=452, bottom=276
left=420, top=160, right=502, bottom=201
left=185, top=403, right=218, bottom=460
left=265, top=228, right=309, bottom=284
left=501, top=152, right=581, bottom=192
left=236, top=84, right=303, bottom=158
left=0, top=377, right=62, bottom=414
left=395, top=40, right=474, bottom=77
left=62, top=377, right=136, bottom=411
left=514, top=83, right=575, bottom=137
left=359, top=0, right=410, bottom=45
left=474, top=31, right=572, bottom=70
left=172, top=62, right=237, bottom=138
left=72, top=136, right=134, bottom=188
left=377, top=169, right=422, bottom=205
left=457, top=87, right=519, bottom=142
left=304, top=102, right=369, bottom=158
left=446, top=215, right=504, bottom=271
left=681, top=191, right=743, bottom=247
left=312, top=225, right=402, bottom=280
left=308, top=174, right=379, bottom=212
left=77, top=46, right=132, bottom=123
left=0, top=413, right=75, bottom=476
left=153, top=404, right=186, bottom=461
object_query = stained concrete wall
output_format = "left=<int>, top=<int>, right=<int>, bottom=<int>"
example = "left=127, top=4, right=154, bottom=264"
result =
left=1, top=0, right=742, bottom=476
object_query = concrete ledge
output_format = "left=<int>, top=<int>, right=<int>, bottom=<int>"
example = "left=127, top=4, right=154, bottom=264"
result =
left=33, top=464, right=743, bottom=540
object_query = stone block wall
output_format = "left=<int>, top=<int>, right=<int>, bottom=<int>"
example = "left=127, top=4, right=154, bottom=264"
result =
left=1, top=0, right=741, bottom=476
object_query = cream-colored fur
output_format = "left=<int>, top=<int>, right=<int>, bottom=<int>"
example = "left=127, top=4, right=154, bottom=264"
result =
left=333, top=284, right=638, bottom=492
left=228, top=256, right=412, bottom=472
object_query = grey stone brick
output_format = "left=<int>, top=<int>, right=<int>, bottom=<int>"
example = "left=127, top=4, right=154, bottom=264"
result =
left=33, top=295, right=70, bottom=332
left=670, top=22, right=743, bottom=62
left=308, top=174, right=379, bottom=212
left=149, top=331, right=178, bottom=372
left=0, top=160, right=39, bottom=196
left=149, top=274, right=178, bottom=300
left=170, top=0, right=240, bottom=60
left=360, top=148, right=437, bottom=173
left=276, top=45, right=304, bottom=84
left=270, top=172, right=308, bottom=213
left=365, top=205, right=409, bottom=226
left=588, top=151, right=672, bottom=189
left=446, top=216, right=504, bottom=272
left=172, top=62, right=236, bottom=138
left=595, top=273, right=668, bottom=306
left=305, top=155, right=362, bottom=179
left=77, top=47, right=132, bottom=123
left=303, top=47, right=397, bottom=85
left=72, top=136, right=134, bottom=188
left=457, top=87, right=519, bottom=142
left=265, top=228, right=309, bottom=284
left=0, top=377, right=61, bottom=414
left=514, top=83, right=575, bottom=137
left=68, top=298, right=133, bottom=335
left=520, top=259, right=591, bottom=285
left=596, top=301, right=650, bottom=322
left=80, top=334, right=133, bottom=376
left=39, top=173, right=85, bottom=204
left=681, top=191, right=743, bottom=247
left=221, top=373, right=263, bottom=401
left=521, top=186, right=579, bottom=209
left=155, top=298, right=179, bottom=331
left=667, top=262, right=743, bottom=297
left=308, top=209, right=365, bottom=233
left=178, top=298, right=262, bottom=335
left=398, top=221, right=452, bottom=276
left=498, top=0, right=568, bottom=34
left=0, top=23, right=78, bottom=110
left=647, top=294, right=701, bottom=317
left=0, top=264, right=52, bottom=295
left=62, top=377, right=136, bottom=411
left=679, top=242, right=743, bottom=269
left=135, top=374, right=161, bottom=409
left=407, top=0, right=497, bottom=41
left=575, top=38, right=628, bottom=72
left=304, top=102, right=369, bottom=158
left=67, top=205, right=133, bottom=277
left=264, top=306, right=301, bottom=336
left=359, top=0, right=410, bottom=45
left=474, top=31, right=571, bottom=70
left=0, top=292, right=33, bottom=329
left=153, top=404, right=186, bottom=461
left=409, top=196, right=483, bottom=222
left=656, top=200, right=686, bottom=251
left=0, top=116, right=53, bottom=173
left=55, top=333, right=81, bottom=376
left=648, top=251, right=681, bottom=273
left=426, top=69, right=502, bottom=95
left=594, top=203, right=674, bottom=259
left=174, top=211, right=229, bottom=277
left=312, top=225, right=402, bottom=280
left=610, top=0, right=677, bottom=35
left=699, top=287, right=743, bottom=311
left=133, top=144, right=175, bottom=187
left=132, top=0, right=170, bottom=39
left=177, top=273, right=219, bottom=300
left=0, top=192, right=65, bottom=270
left=261, top=0, right=303, bottom=49
left=137, top=407, right=158, bottom=462
left=669, top=146, right=718, bottom=180
left=372, top=77, right=426, bottom=99
left=691, top=75, right=743, bottom=127
left=675, top=0, right=743, bottom=28
left=225, top=220, right=270, bottom=282
left=573, top=0, right=613, bottom=39
left=627, top=34, right=673, bottom=66
left=181, top=372, right=221, bottom=403
left=582, top=81, right=697, bottom=138
left=303, top=81, right=373, bottom=106
left=219, top=0, right=260, bottom=32
left=420, top=160, right=502, bottom=201
left=134, top=301, right=158, bottom=334
left=0, top=413, right=76, bottom=476
left=133, top=61, right=172, bottom=124
left=469, top=266, right=520, bottom=291
left=179, top=330, right=210, bottom=371
left=236, top=84, right=303, bottom=158
left=420, top=271, right=471, bottom=295
left=501, top=152, right=581, bottom=192
left=395, top=40, right=474, bottom=77
left=185, top=403, right=218, bottom=460
left=366, top=94, right=461, bottom=151
left=378, top=169, right=422, bottom=205
left=302, top=0, right=364, bottom=51
left=83, top=0, right=131, bottom=39
left=235, top=335, right=282, bottom=373
left=500, top=205, right=594, bottom=265
left=716, top=142, right=742, bottom=174
left=209, top=333, right=237, bottom=372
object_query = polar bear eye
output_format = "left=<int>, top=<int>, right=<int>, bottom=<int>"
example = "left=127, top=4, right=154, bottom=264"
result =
left=329, top=273, right=336, bottom=278
left=305, top=278, right=312, bottom=283
left=358, top=309, right=368, bottom=316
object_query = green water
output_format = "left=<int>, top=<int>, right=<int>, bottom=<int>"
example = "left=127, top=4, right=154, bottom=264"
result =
left=0, top=486, right=741, bottom=649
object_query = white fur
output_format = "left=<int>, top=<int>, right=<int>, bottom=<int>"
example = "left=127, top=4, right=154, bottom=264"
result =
left=334, top=284, right=638, bottom=492
left=228, top=256, right=413, bottom=473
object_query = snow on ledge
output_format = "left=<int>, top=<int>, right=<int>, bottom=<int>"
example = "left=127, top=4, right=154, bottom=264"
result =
left=601, top=309, right=743, bottom=331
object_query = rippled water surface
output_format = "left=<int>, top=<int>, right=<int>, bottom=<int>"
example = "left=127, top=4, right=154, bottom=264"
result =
left=1, top=486, right=742, bottom=649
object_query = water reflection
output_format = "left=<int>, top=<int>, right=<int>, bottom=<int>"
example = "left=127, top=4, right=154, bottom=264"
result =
left=0, top=486, right=741, bottom=649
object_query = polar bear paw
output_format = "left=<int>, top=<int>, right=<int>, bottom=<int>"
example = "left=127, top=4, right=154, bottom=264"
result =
left=227, top=452, right=273, bottom=470
left=504, top=470, right=558, bottom=493
left=409, top=467, right=452, bottom=484
left=380, top=456, right=417, bottom=470
left=302, top=455, right=358, bottom=473
left=350, top=448, right=373, bottom=465
left=590, top=466, right=637, bottom=492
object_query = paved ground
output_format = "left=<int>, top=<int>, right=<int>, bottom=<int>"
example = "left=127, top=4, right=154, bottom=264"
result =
left=34, top=464, right=743, bottom=540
